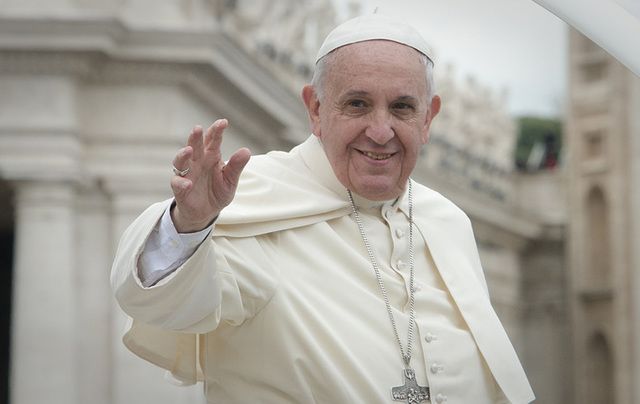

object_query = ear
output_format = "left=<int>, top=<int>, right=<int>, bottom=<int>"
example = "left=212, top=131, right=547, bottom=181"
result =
left=421, top=95, right=441, bottom=144
left=302, top=85, right=322, bottom=138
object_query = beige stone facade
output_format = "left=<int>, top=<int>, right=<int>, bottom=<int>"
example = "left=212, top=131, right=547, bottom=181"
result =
left=566, top=29, right=640, bottom=404
left=0, top=1, right=573, bottom=403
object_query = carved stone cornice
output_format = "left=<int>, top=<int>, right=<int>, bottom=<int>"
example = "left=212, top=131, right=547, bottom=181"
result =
left=0, top=15, right=127, bottom=53
left=86, top=58, right=192, bottom=85
left=213, top=0, right=341, bottom=91
left=0, top=126, right=82, bottom=184
left=0, top=50, right=96, bottom=77
left=0, top=15, right=307, bottom=142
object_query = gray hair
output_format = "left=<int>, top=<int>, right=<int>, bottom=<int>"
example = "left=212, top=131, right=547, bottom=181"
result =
left=310, top=47, right=435, bottom=102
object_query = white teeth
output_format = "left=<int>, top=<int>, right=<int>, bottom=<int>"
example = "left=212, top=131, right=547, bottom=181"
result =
left=362, top=151, right=392, bottom=160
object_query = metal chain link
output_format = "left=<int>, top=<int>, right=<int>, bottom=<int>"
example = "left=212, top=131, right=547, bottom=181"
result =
left=347, top=181, right=416, bottom=368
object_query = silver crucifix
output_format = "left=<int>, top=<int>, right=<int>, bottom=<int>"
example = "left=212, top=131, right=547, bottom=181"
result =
left=391, top=368, right=430, bottom=403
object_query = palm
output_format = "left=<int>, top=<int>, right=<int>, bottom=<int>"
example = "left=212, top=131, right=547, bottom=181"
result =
left=171, top=119, right=251, bottom=233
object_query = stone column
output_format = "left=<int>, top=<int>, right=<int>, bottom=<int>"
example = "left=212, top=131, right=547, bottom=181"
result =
left=10, top=180, right=77, bottom=404
left=75, top=187, right=113, bottom=404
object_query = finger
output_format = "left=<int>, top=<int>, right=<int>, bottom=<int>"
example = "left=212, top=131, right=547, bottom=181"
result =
left=204, top=119, right=228, bottom=154
left=188, top=126, right=204, bottom=162
left=222, top=148, right=251, bottom=187
left=170, top=175, right=192, bottom=200
left=172, top=146, right=193, bottom=174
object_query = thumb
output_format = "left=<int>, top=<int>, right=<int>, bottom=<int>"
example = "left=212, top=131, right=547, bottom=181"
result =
left=223, top=148, right=251, bottom=187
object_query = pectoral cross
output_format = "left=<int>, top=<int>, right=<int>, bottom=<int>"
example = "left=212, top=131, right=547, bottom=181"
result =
left=391, top=368, right=430, bottom=403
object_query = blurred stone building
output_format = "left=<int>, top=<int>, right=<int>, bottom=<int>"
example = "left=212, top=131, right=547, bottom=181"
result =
left=566, top=29, right=640, bottom=404
left=0, top=1, right=581, bottom=404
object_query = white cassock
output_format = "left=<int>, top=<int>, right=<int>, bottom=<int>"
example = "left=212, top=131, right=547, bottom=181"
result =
left=111, top=135, right=534, bottom=403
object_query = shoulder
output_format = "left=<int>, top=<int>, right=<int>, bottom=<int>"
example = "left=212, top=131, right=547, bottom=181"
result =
left=412, top=181, right=471, bottom=225
left=411, top=181, right=489, bottom=294
left=244, top=144, right=306, bottom=172
left=237, top=147, right=309, bottom=188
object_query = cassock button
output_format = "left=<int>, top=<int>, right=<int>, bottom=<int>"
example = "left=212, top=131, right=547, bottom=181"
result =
left=395, top=228, right=405, bottom=238
left=430, top=363, right=444, bottom=374
left=435, top=393, right=448, bottom=403
left=424, top=333, right=437, bottom=343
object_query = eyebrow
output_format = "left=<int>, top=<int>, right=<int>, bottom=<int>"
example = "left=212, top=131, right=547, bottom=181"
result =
left=393, top=95, right=419, bottom=104
left=340, top=91, right=419, bottom=104
left=341, top=90, right=370, bottom=99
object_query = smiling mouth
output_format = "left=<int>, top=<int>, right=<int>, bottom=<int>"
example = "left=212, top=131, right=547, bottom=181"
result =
left=359, top=150, right=394, bottom=160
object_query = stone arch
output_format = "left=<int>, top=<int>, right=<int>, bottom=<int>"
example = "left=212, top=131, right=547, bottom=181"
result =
left=585, top=186, right=611, bottom=289
left=584, top=332, right=614, bottom=403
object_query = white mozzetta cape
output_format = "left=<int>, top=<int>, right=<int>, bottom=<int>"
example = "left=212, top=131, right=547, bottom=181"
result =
left=112, top=136, right=534, bottom=403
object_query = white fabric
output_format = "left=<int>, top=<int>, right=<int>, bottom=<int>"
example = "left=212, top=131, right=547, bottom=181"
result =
left=111, top=136, right=534, bottom=403
left=138, top=204, right=212, bottom=287
left=532, top=0, right=640, bottom=75
left=315, top=13, right=434, bottom=63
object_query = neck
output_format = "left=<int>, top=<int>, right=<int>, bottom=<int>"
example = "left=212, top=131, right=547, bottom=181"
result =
left=348, top=191, right=393, bottom=210
left=348, top=180, right=410, bottom=211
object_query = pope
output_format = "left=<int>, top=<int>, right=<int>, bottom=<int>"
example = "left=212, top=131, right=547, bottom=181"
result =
left=111, top=13, right=535, bottom=404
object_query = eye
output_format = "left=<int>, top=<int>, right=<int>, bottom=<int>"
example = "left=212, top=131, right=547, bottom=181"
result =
left=341, top=98, right=370, bottom=115
left=347, top=99, right=367, bottom=108
left=392, top=102, right=415, bottom=111
left=391, top=101, right=418, bottom=119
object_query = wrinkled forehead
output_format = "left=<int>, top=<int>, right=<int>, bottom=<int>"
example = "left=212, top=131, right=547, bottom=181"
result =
left=315, top=14, right=433, bottom=65
left=324, top=40, right=430, bottom=98
left=327, top=39, right=427, bottom=75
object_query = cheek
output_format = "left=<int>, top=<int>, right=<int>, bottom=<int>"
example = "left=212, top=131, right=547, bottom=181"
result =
left=322, top=136, right=349, bottom=169
left=326, top=130, right=352, bottom=154
left=400, top=137, right=422, bottom=168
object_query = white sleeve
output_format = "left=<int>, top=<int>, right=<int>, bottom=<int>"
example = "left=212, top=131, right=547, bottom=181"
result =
left=138, top=202, right=213, bottom=287
left=112, top=198, right=278, bottom=333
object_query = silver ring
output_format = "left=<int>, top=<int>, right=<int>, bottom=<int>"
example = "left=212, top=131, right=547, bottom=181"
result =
left=172, top=166, right=190, bottom=177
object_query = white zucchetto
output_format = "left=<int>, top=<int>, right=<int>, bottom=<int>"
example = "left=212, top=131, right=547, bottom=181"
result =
left=315, top=13, right=434, bottom=64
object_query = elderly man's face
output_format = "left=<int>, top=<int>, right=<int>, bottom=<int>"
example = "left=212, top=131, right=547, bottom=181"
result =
left=303, top=40, right=440, bottom=201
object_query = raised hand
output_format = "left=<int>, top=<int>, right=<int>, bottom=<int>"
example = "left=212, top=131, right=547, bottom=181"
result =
left=170, top=119, right=251, bottom=233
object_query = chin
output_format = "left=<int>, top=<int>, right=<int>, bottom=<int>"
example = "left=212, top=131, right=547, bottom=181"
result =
left=353, top=181, right=401, bottom=201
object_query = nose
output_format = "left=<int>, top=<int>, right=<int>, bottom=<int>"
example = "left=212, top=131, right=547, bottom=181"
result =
left=365, top=109, right=394, bottom=145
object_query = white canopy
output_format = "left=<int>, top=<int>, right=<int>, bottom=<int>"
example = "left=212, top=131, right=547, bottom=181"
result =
left=532, top=0, right=640, bottom=76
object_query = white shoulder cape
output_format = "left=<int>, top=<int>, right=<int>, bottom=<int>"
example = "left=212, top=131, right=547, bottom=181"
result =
left=117, top=136, right=534, bottom=403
